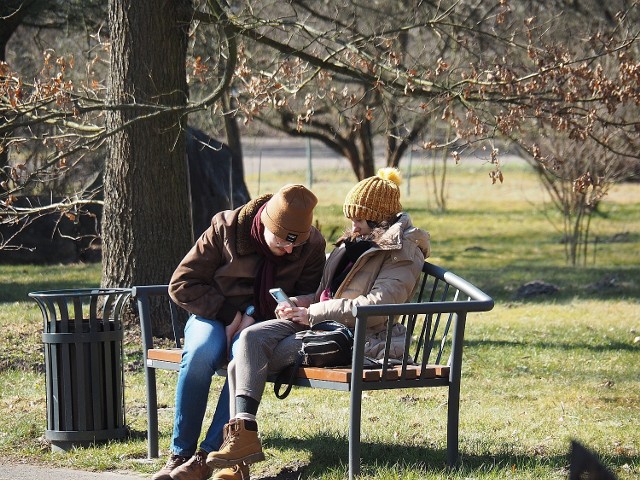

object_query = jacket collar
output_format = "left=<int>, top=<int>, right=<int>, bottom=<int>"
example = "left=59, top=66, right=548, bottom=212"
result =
left=371, top=213, right=410, bottom=251
left=236, top=194, right=271, bottom=256
left=379, top=213, right=430, bottom=257
left=354, top=213, right=427, bottom=254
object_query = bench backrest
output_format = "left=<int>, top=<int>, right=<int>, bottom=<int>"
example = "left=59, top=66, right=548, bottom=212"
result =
left=346, top=262, right=493, bottom=386
left=132, top=262, right=493, bottom=383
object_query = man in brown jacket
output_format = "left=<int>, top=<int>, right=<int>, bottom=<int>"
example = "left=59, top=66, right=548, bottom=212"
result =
left=152, top=184, right=325, bottom=480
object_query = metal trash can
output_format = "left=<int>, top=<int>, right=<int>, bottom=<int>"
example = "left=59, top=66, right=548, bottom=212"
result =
left=29, top=288, right=131, bottom=452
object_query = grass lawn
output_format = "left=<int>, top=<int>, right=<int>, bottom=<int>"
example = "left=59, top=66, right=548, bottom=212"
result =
left=0, top=161, right=638, bottom=479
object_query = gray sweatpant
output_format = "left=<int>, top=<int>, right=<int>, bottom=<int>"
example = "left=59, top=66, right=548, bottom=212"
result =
left=227, top=319, right=307, bottom=416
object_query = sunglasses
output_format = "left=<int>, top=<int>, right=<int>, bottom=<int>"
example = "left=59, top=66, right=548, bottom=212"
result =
left=274, top=237, right=307, bottom=248
left=265, top=227, right=307, bottom=248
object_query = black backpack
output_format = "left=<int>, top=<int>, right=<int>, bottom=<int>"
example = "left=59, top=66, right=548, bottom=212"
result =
left=274, top=320, right=354, bottom=399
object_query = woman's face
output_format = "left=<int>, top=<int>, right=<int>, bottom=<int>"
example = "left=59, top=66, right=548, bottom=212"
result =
left=348, top=217, right=372, bottom=237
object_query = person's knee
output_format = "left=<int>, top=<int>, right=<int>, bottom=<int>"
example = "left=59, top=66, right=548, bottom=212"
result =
left=184, top=339, right=224, bottom=366
left=236, top=327, right=257, bottom=349
left=183, top=317, right=226, bottom=368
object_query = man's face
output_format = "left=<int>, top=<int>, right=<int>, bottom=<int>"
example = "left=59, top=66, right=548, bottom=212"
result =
left=263, top=227, right=306, bottom=256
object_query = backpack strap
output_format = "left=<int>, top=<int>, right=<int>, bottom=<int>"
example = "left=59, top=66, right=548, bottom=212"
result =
left=273, top=352, right=304, bottom=399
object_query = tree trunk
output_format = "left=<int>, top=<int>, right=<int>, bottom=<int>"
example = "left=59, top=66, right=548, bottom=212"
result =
left=222, top=92, right=250, bottom=209
left=0, top=0, right=46, bottom=174
left=358, top=118, right=375, bottom=179
left=103, top=0, right=192, bottom=316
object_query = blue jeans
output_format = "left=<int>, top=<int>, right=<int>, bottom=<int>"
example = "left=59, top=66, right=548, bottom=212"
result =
left=170, top=315, right=236, bottom=455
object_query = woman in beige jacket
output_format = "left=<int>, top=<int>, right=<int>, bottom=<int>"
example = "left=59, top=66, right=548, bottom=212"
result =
left=206, top=168, right=430, bottom=480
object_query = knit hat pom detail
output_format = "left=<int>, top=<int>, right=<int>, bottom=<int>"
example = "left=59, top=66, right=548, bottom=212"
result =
left=377, top=167, right=402, bottom=186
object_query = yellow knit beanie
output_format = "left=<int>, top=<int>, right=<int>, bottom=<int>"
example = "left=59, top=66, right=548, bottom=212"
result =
left=343, top=167, right=402, bottom=222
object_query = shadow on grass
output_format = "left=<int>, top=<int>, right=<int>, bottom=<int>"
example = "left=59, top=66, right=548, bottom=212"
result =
left=465, top=338, right=637, bottom=353
left=124, top=428, right=149, bottom=443
left=259, top=433, right=637, bottom=478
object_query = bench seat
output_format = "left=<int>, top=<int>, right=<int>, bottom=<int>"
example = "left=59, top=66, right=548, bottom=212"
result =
left=146, top=347, right=450, bottom=382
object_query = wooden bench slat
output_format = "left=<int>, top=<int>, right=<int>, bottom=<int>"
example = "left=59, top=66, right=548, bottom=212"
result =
left=296, top=366, right=351, bottom=382
left=363, top=367, right=399, bottom=381
left=147, top=348, right=448, bottom=382
left=395, top=364, right=449, bottom=379
left=148, top=348, right=182, bottom=363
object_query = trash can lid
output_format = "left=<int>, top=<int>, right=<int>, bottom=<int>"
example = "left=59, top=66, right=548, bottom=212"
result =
left=28, top=287, right=131, bottom=298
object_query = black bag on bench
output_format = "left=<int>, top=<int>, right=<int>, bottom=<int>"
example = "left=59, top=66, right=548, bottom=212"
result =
left=274, top=320, right=354, bottom=399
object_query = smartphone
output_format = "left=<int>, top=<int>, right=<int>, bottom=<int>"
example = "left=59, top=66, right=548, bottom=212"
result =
left=269, top=287, right=294, bottom=307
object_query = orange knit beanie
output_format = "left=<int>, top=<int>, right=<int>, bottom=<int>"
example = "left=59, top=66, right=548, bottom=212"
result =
left=343, top=167, right=402, bottom=222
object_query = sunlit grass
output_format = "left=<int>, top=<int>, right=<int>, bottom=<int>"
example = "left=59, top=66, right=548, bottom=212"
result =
left=0, top=165, right=639, bottom=478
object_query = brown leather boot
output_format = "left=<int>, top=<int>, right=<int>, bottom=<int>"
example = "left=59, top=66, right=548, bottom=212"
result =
left=206, top=419, right=264, bottom=467
left=151, top=454, right=189, bottom=480
left=212, top=464, right=250, bottom=480
left=170, top=450, right=213, bottom=480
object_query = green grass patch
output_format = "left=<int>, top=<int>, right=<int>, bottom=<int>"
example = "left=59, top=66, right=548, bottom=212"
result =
left=1, top=165, right=639, bottom=478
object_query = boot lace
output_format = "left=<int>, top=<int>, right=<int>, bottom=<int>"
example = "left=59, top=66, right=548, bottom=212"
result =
left=192, top=450, right=206, bottom=465
left=167, top=454, right=188, bottom=469
left=219, top=426, right=239, bottom=450
left=235, top=464, right=249, bottom=480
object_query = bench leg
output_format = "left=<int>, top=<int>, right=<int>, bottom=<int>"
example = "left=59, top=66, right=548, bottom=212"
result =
left=349, top=385, right=363, bottom=479
left=446, top=378, right=460, bottom=467
left=145, top=366, right=160, bottom=458
left=349, top=314, right=369, bottom=479
left=447, top=312, right=466, bottom=467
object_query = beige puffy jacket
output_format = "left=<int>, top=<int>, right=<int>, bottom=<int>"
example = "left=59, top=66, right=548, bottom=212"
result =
left=304, top=213, right=430, bottom=360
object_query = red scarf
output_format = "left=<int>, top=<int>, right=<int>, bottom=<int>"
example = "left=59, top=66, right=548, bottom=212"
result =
left=250, top=204, right=286, bottom=320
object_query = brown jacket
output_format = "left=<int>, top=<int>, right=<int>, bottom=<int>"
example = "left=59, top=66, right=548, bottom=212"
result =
left=169, top=194, right=326, bottom=325
left=304, top=213, right=430, bottom=359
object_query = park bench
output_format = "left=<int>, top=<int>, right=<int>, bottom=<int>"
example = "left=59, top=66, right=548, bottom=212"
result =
left=132, top=261, right=494, bottom=479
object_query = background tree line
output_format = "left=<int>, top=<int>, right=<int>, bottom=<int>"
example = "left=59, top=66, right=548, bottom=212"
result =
left=1, top=0, right=639, bottom=294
